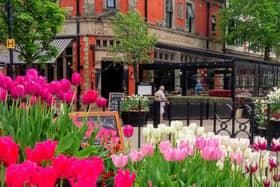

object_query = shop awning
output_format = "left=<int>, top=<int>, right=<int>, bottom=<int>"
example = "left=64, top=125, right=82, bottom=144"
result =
left=0, top=38, right=73, bottom=64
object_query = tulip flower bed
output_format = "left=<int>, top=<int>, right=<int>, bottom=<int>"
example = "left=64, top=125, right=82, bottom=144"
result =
left=1, top=70, right=280, bottom=187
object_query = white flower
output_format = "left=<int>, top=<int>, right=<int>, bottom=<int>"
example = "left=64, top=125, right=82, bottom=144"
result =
left=142, top=127, right=151, bottom=138
left=168, top=126, right=176, bottom=134
left=196, top=127, right=205, bottom=136
left=207, top=132, right=215, bottom=137
left=220, top=136, right=231, bottom=147
left=152, top=128, right=161, bottom=139
left=146, top=124, right=154, bottom=130
left=189, top=123, right=198, bottom=133
left=239, top=138, right=250, bottom=150
left=229, top=138, right=240, bottom=151
left=171, top=120, right=183, bottom=131
left=216, top=160, right=224, bottom=170
left=158, top=124, right=169, bottom=135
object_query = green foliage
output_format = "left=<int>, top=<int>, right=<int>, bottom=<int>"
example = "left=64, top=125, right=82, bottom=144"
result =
left=131, top=150, right=248, bottom=187
left=0, top=0, right=66, bottom=65
left=220, top=0, right=280, bottom=60
left=109, top=11, right=157, bottom=81
left=0, top=100, right=102, bottom=161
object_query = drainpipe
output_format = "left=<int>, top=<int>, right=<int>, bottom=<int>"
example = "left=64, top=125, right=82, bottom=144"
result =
left=222, top=0, right=226, bottom=52
left=206, top=2, right=210, bottom=49
left=144, top=0, right=148, bottom=22
left=76, top=0, right=81, bottom=110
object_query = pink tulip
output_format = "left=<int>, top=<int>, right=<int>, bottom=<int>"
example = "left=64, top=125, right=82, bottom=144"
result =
left=63, top=90, right=76, bottom=104
left=82, top=90, right=98, bottom=105
left=129, top=150, right=144, bottom=162
left=251, top=137, right=267, bottom=151
left=15, top=75, right=26, bottom=84
left=35, top=167, right=58, bottom=187
left=0, top=88, right=7, bottom=101
left=25, top=139, right=58, bottom=165
left=263, top=179, right=271, bottom=187
left=1, top=76, right=12, bottom=90
left=111, top=153, right=128, bottom=168
left=245, top=162, right=258, bottom=173
left=52, top=155, right=74, bottom=178
left=26, top=68, right=39, bottom=81
left=96, top=97, right=107, bottom=108
left=48, top=81, right=61, bottom=95
left=60, top=79, right=71, bottom=92
left=163, top=148, right=186, bottom=162
left=24, top=81, right=37, bottom=95
left=123, top=125, right=134, bottom=138
left=0, top=136, right=19, bottom=166
left=10, top=84, right=25, bottom=99
left=71, top=72, right=81, bottom=86
left=201, top=146, right=223, bottom=161
left=179, top=140, right=194, bottom=156
left=231, top=152, right=243, bottom=165
left=269, top=157, right=277, bottom=170
left=271, top=138, right=280, bottom=152
left=195, top=137, right=207, bottom=150
left=5, top=160, right=37, bottom=187
left=159, top=141, right=172, bottom=153
left=141, top=143, right=154, bottom=156
left=114, top=169, right=136, bottom=187
left=38, top=76, right=47, bottom=86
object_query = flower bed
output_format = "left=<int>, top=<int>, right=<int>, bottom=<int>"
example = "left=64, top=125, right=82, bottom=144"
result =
left=0, top=69, right=279, bottom=187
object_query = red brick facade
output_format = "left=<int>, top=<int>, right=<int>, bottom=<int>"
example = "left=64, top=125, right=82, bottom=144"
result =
left=58, top=0, right=224, bottom=96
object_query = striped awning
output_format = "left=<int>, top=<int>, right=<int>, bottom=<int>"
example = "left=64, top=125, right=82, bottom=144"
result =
left=0, top=38, right=73, bottom=64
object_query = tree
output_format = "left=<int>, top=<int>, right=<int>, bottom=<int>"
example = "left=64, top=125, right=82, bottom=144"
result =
left=109, top=11, right=157, bottom=84
left=220, top=0, right=280, bottom=60
left=0, top=0, right=66, bottom=65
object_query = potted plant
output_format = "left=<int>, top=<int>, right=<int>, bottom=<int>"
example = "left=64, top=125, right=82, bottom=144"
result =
left=120, top=95, right=149, bottom=127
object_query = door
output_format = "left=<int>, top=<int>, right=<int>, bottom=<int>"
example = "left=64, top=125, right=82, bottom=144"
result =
left=101, top=61, right=123, bottom=99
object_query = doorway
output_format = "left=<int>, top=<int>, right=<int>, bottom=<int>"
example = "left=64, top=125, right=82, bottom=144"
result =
left=101, top=61, right=123, bottom=99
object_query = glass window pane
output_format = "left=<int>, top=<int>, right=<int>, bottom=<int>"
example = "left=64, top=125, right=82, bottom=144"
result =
left=107, top=0, right=115, bottom=8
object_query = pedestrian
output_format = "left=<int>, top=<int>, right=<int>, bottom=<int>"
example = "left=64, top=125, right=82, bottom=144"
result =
left=195, top=79, right=203, bottom=95
left=154, top=85, right=169, bottom=121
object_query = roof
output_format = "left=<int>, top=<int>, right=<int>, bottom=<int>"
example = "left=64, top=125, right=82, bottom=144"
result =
left=156, top=42, right=279, bottom=66
left=0, top=38, right=73, bottom=64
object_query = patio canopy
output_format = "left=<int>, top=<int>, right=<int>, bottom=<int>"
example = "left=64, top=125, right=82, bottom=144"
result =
left=0, top=38, right=73, bottom=64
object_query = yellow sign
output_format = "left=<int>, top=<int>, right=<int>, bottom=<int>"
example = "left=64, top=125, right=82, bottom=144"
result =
left=6, top=39, right=15, bottom=49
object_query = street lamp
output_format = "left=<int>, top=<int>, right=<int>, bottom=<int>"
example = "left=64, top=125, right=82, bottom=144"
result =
left=7, top=0, right=14, bottom=78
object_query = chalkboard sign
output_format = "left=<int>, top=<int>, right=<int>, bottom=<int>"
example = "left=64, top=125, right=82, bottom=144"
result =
left=108, top=92, right=124, bottom=111
left=69, top=112, right=124, bottom=150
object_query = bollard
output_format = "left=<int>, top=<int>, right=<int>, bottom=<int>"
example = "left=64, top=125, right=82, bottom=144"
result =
left=153, top=101, right=160, bottom=128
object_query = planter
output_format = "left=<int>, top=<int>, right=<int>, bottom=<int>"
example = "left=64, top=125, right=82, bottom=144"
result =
left=121, top=111, right=149, bottom=127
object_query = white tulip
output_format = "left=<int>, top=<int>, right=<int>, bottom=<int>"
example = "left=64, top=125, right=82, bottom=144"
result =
left=142, top=127, right=151, bottom=138
left=152, top=128, right=161, bottom=139
left=220, top=136, right=231, bottom=147
left=189, top=123, right=198, bottom=133
left=171, top=120, right=183, bottom=131
left=196, top=127, right=205, bottom=136
left=146, top=124, right=154, bottom=130
left=229, top=138, right=240, bottom=151
left=207, top=132, right=215, bottom=137
left=168, top=126, right=176, bottom=134
left=239, top=138, right=250, bottom=150
left=216, top=160, right=224, bottom=170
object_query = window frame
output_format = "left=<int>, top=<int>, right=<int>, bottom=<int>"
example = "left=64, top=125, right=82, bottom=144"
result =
left=106, top=0, right=116, bottom=9
left=185, top=3, right=194, bottom=32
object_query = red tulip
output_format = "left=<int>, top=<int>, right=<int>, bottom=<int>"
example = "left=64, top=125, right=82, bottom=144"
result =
left=38, top=76, right=47, bottom=86
left=52, top=154, right=73, bottom=179
left=15, top=75, right=26, bottom=84
left=1, top=76, right=12, bottom=90
left=251, top=137, right=267, bottom=151
left=245, top=162, right=258, bottom=173
left=96, top=97, right=107, bottom=108
left=25, top=139, right=58, bottom=165
left=271, top=138, right=280, bottom=152
left=35, top=167, right=58, bottom=187
left=71, top=72, right=81, bottom=86
left=24, top=81, right=37, bottom=95
left=123, top=125, right=134, bottom=138
left=82, top=90, right=98, bottom=105
left=0, top=88, right=7, bottom=101
left=5, top=160, right=37, bottom=187
left=114, top=169, right=136, bottom=187
left=60, top=79, right=71, bottom=92
left=0, top=136, right=19, bottom=166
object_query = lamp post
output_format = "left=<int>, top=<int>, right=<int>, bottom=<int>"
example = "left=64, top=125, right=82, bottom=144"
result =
left=7, top=0, right=14, bottom=78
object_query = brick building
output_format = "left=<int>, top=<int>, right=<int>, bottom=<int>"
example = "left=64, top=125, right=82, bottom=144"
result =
left=54, top=0, right=228, bottom=99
